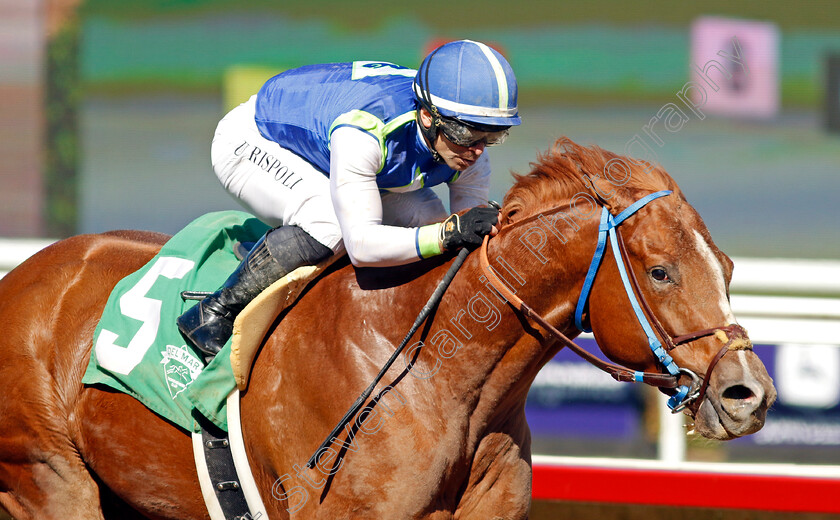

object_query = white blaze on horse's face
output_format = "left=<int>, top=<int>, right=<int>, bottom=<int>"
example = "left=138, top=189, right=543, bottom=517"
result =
left=691, top=228, right=751, bottom=384
left=683, top=230, right=775, bottom=439
left=692, top=229, right=737, bottom=325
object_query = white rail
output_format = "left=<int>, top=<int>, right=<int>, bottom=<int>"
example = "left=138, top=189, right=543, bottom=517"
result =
left=0, top=238, right=55, bottom=278
left=730, top=257, right=840, bottom=295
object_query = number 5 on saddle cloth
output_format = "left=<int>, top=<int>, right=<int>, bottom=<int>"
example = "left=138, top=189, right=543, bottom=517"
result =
left=82, top=210, right=339, bottom=433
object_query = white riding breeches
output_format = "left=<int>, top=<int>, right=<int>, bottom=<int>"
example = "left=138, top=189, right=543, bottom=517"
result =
left=210, top=96, right=448, bottom=254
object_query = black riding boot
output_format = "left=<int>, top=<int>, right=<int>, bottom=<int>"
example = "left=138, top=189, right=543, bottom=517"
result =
left=177, top=225, right=332, bottom=359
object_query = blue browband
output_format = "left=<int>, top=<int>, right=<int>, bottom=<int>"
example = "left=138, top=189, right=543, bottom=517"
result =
left=572, top=190, right=690, bottom=409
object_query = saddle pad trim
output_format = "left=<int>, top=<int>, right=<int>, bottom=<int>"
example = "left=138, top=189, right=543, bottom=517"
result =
left=230, top=254, right=342, bottom=390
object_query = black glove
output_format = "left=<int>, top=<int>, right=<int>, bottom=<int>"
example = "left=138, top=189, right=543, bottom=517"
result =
left=440, top=206, right=499, bottom=251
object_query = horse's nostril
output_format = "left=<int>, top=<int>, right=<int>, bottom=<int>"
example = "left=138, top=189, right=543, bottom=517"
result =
left=722, top=384, right=755, bottom=402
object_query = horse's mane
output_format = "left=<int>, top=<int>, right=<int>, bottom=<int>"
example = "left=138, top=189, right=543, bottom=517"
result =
left=502, top=137, right=681, bottom=222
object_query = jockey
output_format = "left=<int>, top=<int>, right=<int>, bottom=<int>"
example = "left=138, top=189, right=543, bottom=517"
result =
left=177, top=39, right=521, bottom=359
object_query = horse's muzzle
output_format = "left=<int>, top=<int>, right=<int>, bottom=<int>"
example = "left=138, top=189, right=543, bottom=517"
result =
left=692, top=349, right=776, bottom=440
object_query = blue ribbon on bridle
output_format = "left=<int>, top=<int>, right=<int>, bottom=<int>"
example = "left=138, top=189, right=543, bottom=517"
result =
left=572, top=190, right=690, bottom=410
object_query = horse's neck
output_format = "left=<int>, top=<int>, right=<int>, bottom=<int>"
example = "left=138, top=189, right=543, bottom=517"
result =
left=426, top=214, right=596, bottom=427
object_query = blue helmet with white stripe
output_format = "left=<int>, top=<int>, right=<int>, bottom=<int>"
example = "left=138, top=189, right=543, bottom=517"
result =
left=413, top=40, right=521, bottom=129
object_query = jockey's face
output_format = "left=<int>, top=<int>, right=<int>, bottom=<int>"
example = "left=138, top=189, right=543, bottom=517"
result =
left=419, top=108, right=486, bottom=171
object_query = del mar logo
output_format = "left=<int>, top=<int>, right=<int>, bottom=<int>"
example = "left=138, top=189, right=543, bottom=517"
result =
left=160, top=344, right=203, bottom=398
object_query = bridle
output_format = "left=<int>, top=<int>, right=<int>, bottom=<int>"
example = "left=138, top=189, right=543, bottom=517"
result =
left=480, top=190, right=752, bottom=413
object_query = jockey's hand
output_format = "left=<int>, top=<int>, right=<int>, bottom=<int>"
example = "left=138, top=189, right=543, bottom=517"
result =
left=440, top=206, right=500, bottom=251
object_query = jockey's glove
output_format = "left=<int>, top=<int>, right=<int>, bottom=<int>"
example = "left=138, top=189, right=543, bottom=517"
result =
left=415, top=206, right=499, bottom=258
left=439, top=206, right=499, bottom=252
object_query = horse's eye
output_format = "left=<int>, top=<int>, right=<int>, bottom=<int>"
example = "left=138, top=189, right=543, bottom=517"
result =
left=650, top=266, right=670, bottom=282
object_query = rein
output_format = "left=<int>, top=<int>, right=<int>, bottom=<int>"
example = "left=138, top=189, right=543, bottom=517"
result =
left=480, top=190, right=752, bottom=412
left=306, top=247, right=471, bottom=469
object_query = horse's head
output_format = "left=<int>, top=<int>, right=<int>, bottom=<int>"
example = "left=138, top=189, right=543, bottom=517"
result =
left=502, top=138, right=775, bottom=441
left=587, top=190, right=776, bottom=440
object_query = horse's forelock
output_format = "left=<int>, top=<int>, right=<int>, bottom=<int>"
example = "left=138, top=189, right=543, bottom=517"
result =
left=502, top=137, right=680, bottom=223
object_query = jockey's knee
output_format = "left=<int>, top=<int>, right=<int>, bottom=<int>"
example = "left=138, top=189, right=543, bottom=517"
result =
left=264, top=225, right=333, bottom=272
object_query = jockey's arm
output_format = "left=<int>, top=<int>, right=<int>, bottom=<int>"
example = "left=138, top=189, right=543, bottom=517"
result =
left=330, top=126, right=441, bottom=268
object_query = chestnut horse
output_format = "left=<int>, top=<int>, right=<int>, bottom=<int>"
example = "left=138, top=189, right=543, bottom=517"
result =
left=0, top=138, right=775, bottom=519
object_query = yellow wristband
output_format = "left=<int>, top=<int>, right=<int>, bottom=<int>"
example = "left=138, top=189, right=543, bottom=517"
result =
left=417, top=223, right=443, bottom=258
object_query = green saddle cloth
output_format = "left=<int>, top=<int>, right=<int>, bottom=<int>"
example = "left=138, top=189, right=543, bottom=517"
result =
left=82, top=211, right=270, bottom=432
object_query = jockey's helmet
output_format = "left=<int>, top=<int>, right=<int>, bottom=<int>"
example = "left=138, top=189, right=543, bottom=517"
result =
left=413, top=39, right=520, bottom=149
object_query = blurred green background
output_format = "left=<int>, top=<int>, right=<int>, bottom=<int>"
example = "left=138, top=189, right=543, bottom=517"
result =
left=79, top=0, right=840, bottom=106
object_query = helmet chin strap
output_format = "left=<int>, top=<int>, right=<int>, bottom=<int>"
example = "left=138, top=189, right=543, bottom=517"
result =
left=416, top=107, right=444, bottom=163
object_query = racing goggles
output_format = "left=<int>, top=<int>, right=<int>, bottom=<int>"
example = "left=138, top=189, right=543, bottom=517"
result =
left=437, top=117, right=509, bottom=148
